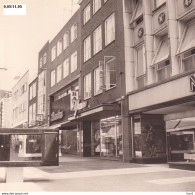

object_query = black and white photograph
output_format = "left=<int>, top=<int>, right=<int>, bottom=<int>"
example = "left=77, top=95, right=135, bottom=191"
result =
left=0, top=0, right=195, bottom=193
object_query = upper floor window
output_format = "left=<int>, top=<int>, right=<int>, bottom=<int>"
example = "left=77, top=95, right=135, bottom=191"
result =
left=177, top=21, right=195, bottom=73
left=93, top=0, right=101, bottom=14
left=105, top=13, right=115, bottom=46
left=43, top=53, right=47, bottom=64
left=38, top=70, right=46, bottom=89
left=105, top=56, right=116, bottom=90
left=57, top=38, right=63, bottom=56
left=83, top=4, right=91, bottom=24
left=57, top=64, right=62, bottom=83
left=71, top=51, right=77, bottom=73
left=84, top=35, right=91, bottom=62
left=93, top=25, right=102, bottom=55
left=63, top=32, right=69, bottom=50
left=155, top=0, right=166, bottom=8
left=51, top=70, right=56, bottom=87
left=84, top=73, right=92, bottom=99
left=30, top=82, right=36, bottom=100
left=135, top=45, right=146, bottom=88
left=63, top=58, right=70, bottom=78
left=152, top=37, right=171, bottom=82
left=51, top=45, right=57, bottom=62
left=71, top=23, right=77, bottom=43
left=94, top=67, right=103, bottom=95
left=39, top=57, right=43, bottom=68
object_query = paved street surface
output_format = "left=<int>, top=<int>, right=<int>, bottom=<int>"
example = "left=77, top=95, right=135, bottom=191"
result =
left=0, top=155, right=195, bottom=192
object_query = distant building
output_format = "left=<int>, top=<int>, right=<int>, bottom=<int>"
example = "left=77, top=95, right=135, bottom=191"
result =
left=11, top=71, right=29, bottom=128
left=0, top=91, right=12, bottom=128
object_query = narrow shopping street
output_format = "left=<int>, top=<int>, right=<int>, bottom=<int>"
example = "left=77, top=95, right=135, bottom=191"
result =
left=0, top=155, right=195, bottom=192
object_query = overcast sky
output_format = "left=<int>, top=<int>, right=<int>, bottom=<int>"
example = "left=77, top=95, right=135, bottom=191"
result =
left=0, top=0, right=79, bottom=91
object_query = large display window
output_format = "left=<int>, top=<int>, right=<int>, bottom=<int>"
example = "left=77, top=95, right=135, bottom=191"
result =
left=100, top=116, right=122, bottom=158
left=168, top=130, right=195, bottom=162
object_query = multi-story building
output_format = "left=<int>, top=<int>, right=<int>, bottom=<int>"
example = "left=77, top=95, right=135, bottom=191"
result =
left=47, top=9, right=81, bottom=155
left=64, top=0, right=129, bottom=160
left=0, top=91, right=12, bottom=128
left=28, top=76, right=38, bottom=128
left=126, top=0, right=195, bottom=163
left=11, top=71, right=29, bottom=128
left=37, top=41, right=50, bottom=127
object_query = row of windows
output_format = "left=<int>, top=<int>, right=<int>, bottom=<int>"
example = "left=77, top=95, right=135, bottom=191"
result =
left=51, top=51, right=78, bottom=87
left=13, top=102, right=27, bottom=121
left=84, top=13, right=115, bottom=62
left=134, top=18, right=195, bottom=88
left=83, top=0, right=108, bottom=25
left=84, top=57, right=116, bottom=99
left=51, top=23, right=78, bottom=62
left=13, top=83, right=27, bottom=100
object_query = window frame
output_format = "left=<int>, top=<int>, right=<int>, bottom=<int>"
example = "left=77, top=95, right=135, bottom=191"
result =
left=71, top=51, right=77, bottom=73
left=94, top=67, right=103, bottom=95
left=63, top=58, right=70, bottom=78
left=83, top=3, right=91, bottom=25
left=93, top=25, right=102, bottom=55
left=84, top=35, right=91, bottom=62
left=51, top=69, right=56, bottom=87
left=93, top=0, right=101, bottom=15
left=105, top=13, right=115, bottom=46
left=57, top=64, right=62, bottom=83
left=84, top=73, right=92, bottom=100
left=71, top=23, right=77, bottom=43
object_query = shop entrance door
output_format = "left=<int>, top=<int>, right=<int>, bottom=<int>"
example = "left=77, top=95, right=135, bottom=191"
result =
left=0, top=135, right=10, bottom=161
left=100, top=116, right=122, bottom=158
left=83, top=122, right=91, bottom=157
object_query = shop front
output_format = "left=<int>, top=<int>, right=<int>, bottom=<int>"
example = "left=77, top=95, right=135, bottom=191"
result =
left=128, top=73, right=195, bottom=165
left=68, top=103, right=122, bottom=160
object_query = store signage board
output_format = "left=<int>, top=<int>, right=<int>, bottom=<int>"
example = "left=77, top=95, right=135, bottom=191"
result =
left=0, top=128, right=59, bottom=167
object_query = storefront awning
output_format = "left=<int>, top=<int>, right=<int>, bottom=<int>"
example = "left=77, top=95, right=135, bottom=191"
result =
left=151, top=38, right=169, bottom=66
left=166, top=117, right=195, bottom=132
left=177, top=22, right=195, bottom=54
left=68, top=104, right=121, bottom=122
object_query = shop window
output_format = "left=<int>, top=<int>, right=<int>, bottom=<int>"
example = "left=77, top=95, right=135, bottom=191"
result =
left=93, top=0, right=101, bottom=14
left=51, top=45, right=57, bottom=62
left=63, top=32, right=69, bottom=50
left=94, top=67, right=103, bottom=95
left=83, top=4, right=91, bottom=25
left=51, top=70, right=56, bottom=87
left=100, top=116, right=122, bottom=158
left=105, top=13, right=115, bottom=46
left=57, top=38, right=63, bottom=56
left=135, top=45, right=146, bottom=88
left=63, top=58, right=69, bottom=78
left=84, top=35, right=91, bottom=62
left=71, top=51, right=77, bottom=73
left=84, top=73, right=92, bottom=99
left=57, top=64, right=62, bottom=83
left=154, top=0, right=166, bottom=8
left=93, top=25, right=102, bottom=55
left=177, top=21, right=195, bottom=73
left=71, top=23, right=77, bottom=43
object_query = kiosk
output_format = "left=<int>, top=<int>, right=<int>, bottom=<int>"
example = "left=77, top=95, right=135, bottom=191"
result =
left=0, top=128, right=59, bottom=182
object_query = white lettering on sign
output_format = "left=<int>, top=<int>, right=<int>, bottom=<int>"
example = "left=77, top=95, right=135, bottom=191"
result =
left=70, top=91, right=78, bottom=111
left=51, top=111, right=64, bottom=122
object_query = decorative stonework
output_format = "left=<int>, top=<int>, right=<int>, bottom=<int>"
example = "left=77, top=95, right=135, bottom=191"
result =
left=158, top=12, right=166, bottom=25
left=183, top=0, right=192, bottom=7
left=138, top=27, right=144, bottom=38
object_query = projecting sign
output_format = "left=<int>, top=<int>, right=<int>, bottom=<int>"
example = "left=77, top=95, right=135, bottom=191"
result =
left=70, top=91, right=78, bottom=111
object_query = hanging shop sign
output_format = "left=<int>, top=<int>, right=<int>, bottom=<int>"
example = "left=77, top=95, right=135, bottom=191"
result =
left=51, top=111, right=64, bottom=122
left=70, top=91, right=79, bottom=111
left=36, top=114, right=44, bottom=122
left=73, top=101, right=88, bottom=118
left=189, top=75, right=195, bottom=92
